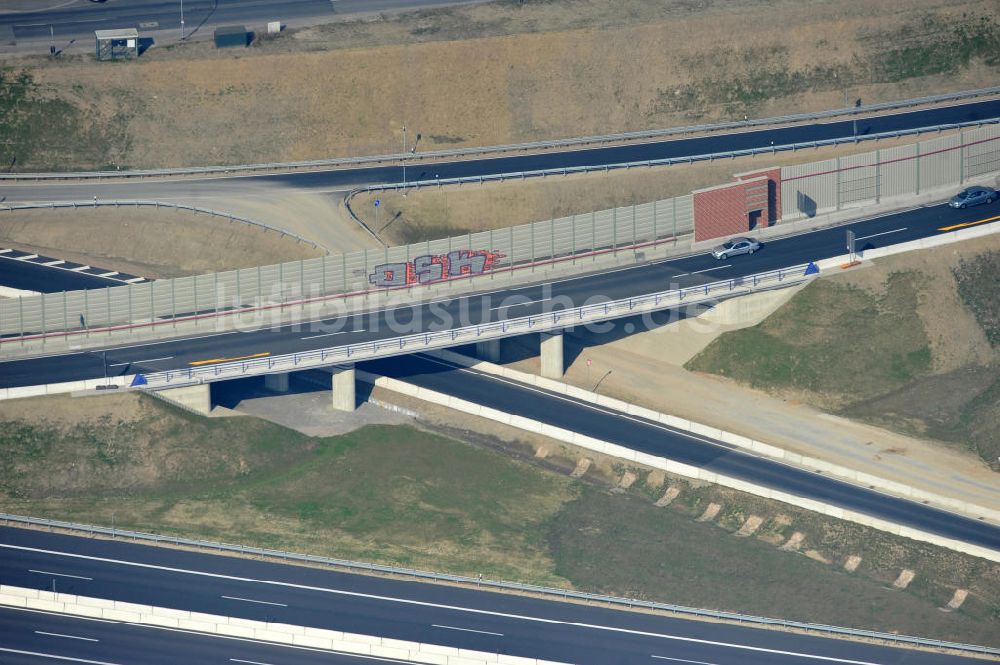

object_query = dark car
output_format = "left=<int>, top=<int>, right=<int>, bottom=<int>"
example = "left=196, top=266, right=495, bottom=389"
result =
left=710, top=237, right=761, bottom=260
left=948, top=186, right=997, bottom=209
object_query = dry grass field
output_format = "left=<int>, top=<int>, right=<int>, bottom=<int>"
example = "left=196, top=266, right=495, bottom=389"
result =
left=2, top=0, right=998, bottom=170
left=0, top=208, right=323, bottom=278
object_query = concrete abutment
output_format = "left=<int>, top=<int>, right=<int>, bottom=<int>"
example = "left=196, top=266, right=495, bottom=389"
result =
left=330, top=364, right=356, bottom=412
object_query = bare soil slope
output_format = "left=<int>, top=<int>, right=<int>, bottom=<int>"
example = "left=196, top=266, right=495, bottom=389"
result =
left=3, top=0, right=999, bottom=170
left=0, top=208, right=323, bottom=278
left=687, top=234, right=1000, bottom=465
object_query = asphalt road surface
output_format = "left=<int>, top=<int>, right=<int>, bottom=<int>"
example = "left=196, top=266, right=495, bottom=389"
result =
left=2, top=200, right=995, bottom=386
left=0, top=526, right=989, bottom=664
left=3, top=100, right=997, bottom=292
left=5, top=100, right=999, bottom=202
left=0, top=248, right=146, bottom=292
left=0, top=0, right=491, bottom=53
left=0, top=605, right=389, bottom=665
left=4, top=202, right=1000, bottom=553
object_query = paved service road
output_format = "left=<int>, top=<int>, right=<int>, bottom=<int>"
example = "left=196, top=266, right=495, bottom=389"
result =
left=4, top=101, right=999, bottom=203
left=0, top=527, right=989, bottom=664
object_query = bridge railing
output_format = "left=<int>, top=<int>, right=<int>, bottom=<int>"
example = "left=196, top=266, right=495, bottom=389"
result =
left=0, top=511, right=995, bottom=657
left=138, top=263, right=813, bottom=389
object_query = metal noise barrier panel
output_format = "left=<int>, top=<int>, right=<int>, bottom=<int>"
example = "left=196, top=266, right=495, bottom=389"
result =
left=780, top=123, right=1000, bottom=220
left=0, top=195, right=695, bottom=341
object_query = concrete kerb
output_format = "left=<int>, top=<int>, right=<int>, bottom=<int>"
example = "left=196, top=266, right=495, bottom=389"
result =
left=427, top=346, right=1000, bottom=526
left=372, top=362, right=1000, bottom=562
left=0, top=585, right=570, bottom=665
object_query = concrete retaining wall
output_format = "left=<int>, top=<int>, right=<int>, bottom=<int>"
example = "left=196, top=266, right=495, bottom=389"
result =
left=0, top=585, right=568, bottom=665
left=360, top=369, right=1000, bottom=563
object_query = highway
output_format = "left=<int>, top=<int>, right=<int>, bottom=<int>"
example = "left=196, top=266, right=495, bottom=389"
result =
left=1, top=201, right=994, bottom=386
left=0, top=605, right=388, bottom=665
left=0, top=526, right=990, bottom=664
left=0, top=0, right=490, bottom=53
left=3, top=202, right=1000, bottom=554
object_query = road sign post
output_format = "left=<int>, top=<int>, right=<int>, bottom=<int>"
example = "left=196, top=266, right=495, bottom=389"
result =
left=374, top=198, right=380, bottom=232
left=846, top=229, right=856, bottom=263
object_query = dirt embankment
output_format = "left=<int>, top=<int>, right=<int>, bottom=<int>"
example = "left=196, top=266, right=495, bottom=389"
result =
left=0, top=208, right=324, bottom=278
left=687, top=234, right=1000, bottom=466
left=3, top=0, right=999, bottom=171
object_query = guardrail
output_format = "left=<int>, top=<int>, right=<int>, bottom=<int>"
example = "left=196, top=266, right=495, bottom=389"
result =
left=1, top=87, right=997, bottom=181
left=139, top=264, right=812, bottom=389
left=1, top=511, right=994, bottom=656
left=2, top=200, right=321, bottom=250
left=351, top=118, right=1000, bottom=196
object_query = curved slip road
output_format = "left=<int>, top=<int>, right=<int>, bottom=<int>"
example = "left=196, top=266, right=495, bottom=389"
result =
left=0, top=527, right=990, bottom=664
left=2, top=201, right=1000, bottom=555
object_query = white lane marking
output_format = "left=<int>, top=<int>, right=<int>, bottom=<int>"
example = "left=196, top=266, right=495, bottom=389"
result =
left=124, top=277, right=146, bottom=283
left=432, top=624, right=504, bottom=637
left=107, top=356, right=172, bottom=367
left=42, top=260, right=65, bottom=267
left=97, top=271, right=119, bottom=278
left=29, top=569, right=92, bottom=580
left=20, top=254, right=39, bottom=260
left=489, top=298, right=549, bottom=311
left=301, top=329, right=365, bottom=339
left=675, top=264, right=730, bottom=277
left=691, top=264, right=730, bottom=274
left=0, top=647, right=119, bottom=665
left=854, top=226, right=907, bottom=241
left=70, top=265, right=91, bottom=272
left=231, top=660, right=273, bottom=665
left=651, top=656, right=718, bottom=665
left=222, top=595, right=288, bottom=607
left=35, top=631, right=99, bottom=642
left=2, top=543, right=881, bottom=665
left=0, top=248, right=11, bottom=254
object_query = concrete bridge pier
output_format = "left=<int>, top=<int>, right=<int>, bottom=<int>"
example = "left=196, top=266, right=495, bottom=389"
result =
left=264, top=372, right=290, bottom=392
left=540, top=330, right=564, bottom=379
left=475, top=339, right=502, bottom=363
left=331, top=364, right=356, bottom=411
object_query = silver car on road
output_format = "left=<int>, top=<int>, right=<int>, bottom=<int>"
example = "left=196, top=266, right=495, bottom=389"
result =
left=948, top=186, right=998, bottom=208
left=711, top=237, right=761, bottom=260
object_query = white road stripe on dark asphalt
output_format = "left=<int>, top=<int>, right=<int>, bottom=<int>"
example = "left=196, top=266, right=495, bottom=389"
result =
left=230, top=659, right=274, bottom=665
left=674, top=264, right=730, bottom=277
left=107, top=357, right=172, bottom=367
left=651, top=656, right=719, bottom=664
left=432, top=624, right=504, bottom=636
left=489, top=298, right=549, bottom=310
left=0, top=647, right=119, bottom=664
left=854, top=226, right=907, bottom=241
left=221, top=595, right=288, bottom=607
left=1, top=543, right=883, bottom=665
left=300, top=330, right=364, bottom=339
left=29, top=569, right=92, bottom=580
left=35, top=631, right=99, bottom=642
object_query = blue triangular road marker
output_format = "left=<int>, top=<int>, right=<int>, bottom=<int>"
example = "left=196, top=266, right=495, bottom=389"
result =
left=130, top=374, right=148, bottom=387
left=804, top=262, right=820, bottom=275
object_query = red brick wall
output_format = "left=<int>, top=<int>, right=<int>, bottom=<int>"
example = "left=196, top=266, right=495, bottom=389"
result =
left=692, top=182, right=748, bottom=242
left=735, top=167, right=782, bottom=223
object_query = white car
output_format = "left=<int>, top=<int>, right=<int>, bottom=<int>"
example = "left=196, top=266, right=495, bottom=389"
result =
left=711, top=237, right=760, bottom=260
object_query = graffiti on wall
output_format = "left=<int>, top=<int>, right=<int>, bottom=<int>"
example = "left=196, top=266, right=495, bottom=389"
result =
left=368, top=250, right=505, bottom=288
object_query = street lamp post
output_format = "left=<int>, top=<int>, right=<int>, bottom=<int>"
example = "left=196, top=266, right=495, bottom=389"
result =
left=402, top=123, right=407, bottom=192
left=180, top=0, right=185, bottom=40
